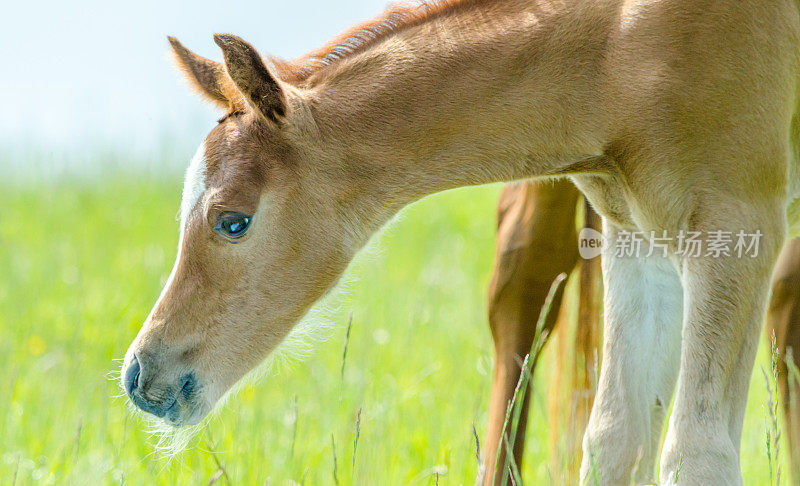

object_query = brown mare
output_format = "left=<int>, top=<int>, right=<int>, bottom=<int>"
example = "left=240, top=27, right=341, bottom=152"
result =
left=120, top=0, right=800, bottom=483
left=489, top=180, right=800, bottom=484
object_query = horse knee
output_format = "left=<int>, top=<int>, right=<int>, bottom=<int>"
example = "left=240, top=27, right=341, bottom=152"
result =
left=487, top=260, right=571, bottom=352
left=581, top=419, right=651, bottom=485
left=487, top=194, right=578, bottom=343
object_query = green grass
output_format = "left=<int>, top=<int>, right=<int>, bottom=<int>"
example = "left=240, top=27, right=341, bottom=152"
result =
left=0, top=175, right=790, bottom=484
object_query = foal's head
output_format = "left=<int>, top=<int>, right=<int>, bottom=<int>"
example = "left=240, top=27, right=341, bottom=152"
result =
left=121, top=35, right=358, bottom=426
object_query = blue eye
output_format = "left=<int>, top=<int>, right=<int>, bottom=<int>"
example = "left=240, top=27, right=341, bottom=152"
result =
left=214, top=212, right=252, bottom=239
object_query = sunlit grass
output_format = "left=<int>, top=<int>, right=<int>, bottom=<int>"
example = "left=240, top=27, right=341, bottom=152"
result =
left=0, top=174, right=789, bottom=484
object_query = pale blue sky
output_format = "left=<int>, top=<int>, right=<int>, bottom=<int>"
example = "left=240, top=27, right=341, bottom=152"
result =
left=0, top=0, right=388, bottom=158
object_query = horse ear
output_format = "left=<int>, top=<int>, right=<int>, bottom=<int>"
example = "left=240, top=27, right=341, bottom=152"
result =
left=168, top=36, right=230, bottom=107
left=213, top=34, right=286, bottom=123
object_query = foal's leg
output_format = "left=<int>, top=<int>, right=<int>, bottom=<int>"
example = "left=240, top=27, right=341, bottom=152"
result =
left=483, top=179, right=579, bottom=484
left=580, top=223, right=684, bottom=485
left=765, top=238, right=800, bottom=484
left=659, top=202, right=785, bottom=485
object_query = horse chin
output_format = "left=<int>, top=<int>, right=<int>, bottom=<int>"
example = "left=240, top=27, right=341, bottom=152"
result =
left=159, top=394, right=214, bottom=429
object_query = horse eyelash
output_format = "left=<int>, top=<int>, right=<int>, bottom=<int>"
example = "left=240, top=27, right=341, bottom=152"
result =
left=217, top=110, right=244, bottom=124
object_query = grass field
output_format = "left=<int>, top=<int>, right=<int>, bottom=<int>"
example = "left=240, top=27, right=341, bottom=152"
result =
left=0, top=173, right=791, bottom=484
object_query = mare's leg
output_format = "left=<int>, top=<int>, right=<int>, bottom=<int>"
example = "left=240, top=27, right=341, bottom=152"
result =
left=659, top=198, right=785, bottom=485
left=580, top=223, right=684, bottom=485
left=766, top=238, right=800, bottom=485
left=483, top=179, right=579, bottom=484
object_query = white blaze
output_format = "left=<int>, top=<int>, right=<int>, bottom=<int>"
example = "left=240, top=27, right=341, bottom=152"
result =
left=142, top=142, right=207, bottom=323
left=181, top=141, right=208, bottom=224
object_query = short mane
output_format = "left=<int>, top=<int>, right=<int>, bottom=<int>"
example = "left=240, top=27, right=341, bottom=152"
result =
left=272, top=0, right=492, bottom=83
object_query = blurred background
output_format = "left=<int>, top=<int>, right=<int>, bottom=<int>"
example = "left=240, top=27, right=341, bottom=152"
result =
left=0, top=1, right=788, bottom=484
left=1, top=0, right=392, bottom=177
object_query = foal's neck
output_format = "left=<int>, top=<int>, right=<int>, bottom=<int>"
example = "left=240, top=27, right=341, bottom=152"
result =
left=300, top=0, right=611, bottom=220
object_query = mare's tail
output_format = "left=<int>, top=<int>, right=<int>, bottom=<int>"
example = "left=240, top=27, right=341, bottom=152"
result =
left=548, top=198, right=602, bottom=482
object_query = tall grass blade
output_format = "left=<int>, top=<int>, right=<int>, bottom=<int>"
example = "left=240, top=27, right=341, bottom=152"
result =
left=340, top=311, right=353, bottom=387
left=672, top=455, right=683, bottom=483
left=503, top=433, right=524, bottom=485
left=331, top=434, right=340, bottom=486
left=290, top=395, right=298, bottom=463
left=352, top=406, right=362, bottom=472
left=74, top=416, right=83, bottom=464
left=761, top=330, right=782, bottom=486
left=494, top=273, right=567, bottom=485
left=12, top=453, right=20, bottom=486
left=473, top=421, right=482, bottom=464
left=786, top=348, right=800, bottom=482
left=203, top=432, right=232, bottom=486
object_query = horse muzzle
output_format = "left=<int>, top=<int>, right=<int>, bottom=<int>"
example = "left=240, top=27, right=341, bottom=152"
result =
left=122, top=352, right=205, bottom=426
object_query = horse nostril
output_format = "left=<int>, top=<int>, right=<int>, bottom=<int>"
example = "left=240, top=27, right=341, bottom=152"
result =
left=180, top=373, right=196, bottom=399
left=122, top=356, right=198, bottom=422
left=124, top=355, right=141, bottom=397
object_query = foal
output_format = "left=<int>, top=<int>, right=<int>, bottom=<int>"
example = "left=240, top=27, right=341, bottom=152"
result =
left=121, top=0, right=800, bottom=483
